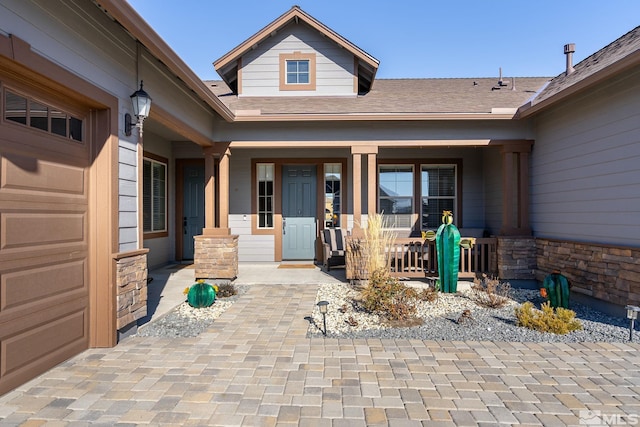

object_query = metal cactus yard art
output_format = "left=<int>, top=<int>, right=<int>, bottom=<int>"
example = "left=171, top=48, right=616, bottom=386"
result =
left=424, top=211, right=474, bottom=293
left=541, top=272, right=570, bottom=309
left=186, top=279, right=217, bottom=308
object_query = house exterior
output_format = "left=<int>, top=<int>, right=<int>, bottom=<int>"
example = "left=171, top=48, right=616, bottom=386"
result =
left=0, top=0, right=638, bottom=394
left=0, top=0, right=232, bottom=394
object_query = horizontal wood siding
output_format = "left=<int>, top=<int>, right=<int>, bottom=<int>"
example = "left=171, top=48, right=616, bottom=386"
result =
left=230, top=215, right=275, bottom=262
left=531, top=70, right=640, bottom=246
left=241, top=21, right=355, bottom=97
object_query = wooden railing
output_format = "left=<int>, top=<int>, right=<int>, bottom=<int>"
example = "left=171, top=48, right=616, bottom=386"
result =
left=386, top=237, right=497, bottom=279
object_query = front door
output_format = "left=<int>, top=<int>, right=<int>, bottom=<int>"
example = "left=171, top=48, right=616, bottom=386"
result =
left=282, top=165, right=317, bottom=260
left=182, top=164, right=205, bottom=259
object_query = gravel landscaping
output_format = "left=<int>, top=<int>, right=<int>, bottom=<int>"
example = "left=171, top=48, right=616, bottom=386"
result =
left=136, top=281, right=634, bottom=342
left=307, top=282, right=633, bottom=342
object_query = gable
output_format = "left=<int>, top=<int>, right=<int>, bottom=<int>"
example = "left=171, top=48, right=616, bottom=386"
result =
left=214, top=6, right=378, bottom=97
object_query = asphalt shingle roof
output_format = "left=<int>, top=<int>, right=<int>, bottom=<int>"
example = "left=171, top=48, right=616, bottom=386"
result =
left=206, top=77, right=551, bottom=116
left=529, top=25, right=640, bottom=108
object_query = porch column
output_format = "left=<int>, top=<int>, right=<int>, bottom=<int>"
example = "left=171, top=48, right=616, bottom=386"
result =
left=351, top=146, right=378, bottom=235
left=499, top=141, right=532, bottom=236
left=351, top=151, right=362, bottom=234
left=196, top=143, right=238, bottom=280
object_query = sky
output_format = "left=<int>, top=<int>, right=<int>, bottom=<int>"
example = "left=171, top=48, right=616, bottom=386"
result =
left=126, top=0, right=640, bottom=80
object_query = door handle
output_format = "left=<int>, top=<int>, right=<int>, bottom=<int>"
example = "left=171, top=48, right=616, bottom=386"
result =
left=183, top=217, right=187, bottom=234
left=283, top=217, right=286, bottom=235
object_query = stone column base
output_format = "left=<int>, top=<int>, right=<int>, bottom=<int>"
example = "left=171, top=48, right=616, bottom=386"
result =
left=497, top=236, right=537, bottom=280
left=195, top=234, right=239, bottom=279
left=115, top=251, right=148, bottom=331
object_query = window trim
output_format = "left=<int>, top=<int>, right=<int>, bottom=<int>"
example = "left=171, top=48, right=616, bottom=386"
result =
left=256, top=163, right=275, bottom=230
left=142, top=152, right=168, bottom=239
left=279, top=52, right=316, bottom=91
left=377, top=159, right=463, bottom=231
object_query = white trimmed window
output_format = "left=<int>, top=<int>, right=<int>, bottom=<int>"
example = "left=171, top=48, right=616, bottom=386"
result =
left=143, top=156, right=167, bottom=234
left=324, top=163, right=341, bottom=228
left=257, top=163, right=274, bottom=228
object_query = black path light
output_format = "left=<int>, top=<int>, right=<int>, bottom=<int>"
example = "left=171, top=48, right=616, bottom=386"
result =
left=125, top=80, right=152, bottom=137
left=317, top=300, right=329, bottom=336
left=625, top=305, right=640, bottom=341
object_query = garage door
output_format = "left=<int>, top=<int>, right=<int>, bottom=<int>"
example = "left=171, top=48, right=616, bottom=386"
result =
left=0, top=85, right=90, bottom=394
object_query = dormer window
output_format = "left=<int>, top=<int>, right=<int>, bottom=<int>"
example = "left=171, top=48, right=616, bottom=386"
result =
left=279, top=52, right=316, bottom=91
left=286, top=60, right=309, bottom=84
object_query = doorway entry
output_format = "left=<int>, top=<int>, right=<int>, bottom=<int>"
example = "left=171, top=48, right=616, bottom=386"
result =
left=177, top=160, right=205, bottom=260
left=282, top=165, right=317, bottom=260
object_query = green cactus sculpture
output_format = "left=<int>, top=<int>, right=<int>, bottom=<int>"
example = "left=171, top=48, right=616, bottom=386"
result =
left=542, top=272, right=570, bottom=309
left=423, top=211, right=474, bottom=293
left=187, top=279, right=217, bottom=308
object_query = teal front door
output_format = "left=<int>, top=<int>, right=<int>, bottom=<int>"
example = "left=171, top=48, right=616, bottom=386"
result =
left=282, top=165, right=317, bottom=260
left=182, top=164, right=205, bottom=259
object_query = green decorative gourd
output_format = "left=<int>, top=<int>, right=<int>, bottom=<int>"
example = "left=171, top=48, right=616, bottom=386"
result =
left=542, top=272, right=570, bottom=308
left=187, top=280, right=216, bottom=308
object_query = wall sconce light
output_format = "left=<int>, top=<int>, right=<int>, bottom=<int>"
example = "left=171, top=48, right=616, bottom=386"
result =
left=125, top=80, right=152, bottom=137
left=317, top=300, right=329, bottom=336
left=626, top=305, right=640, bottom=341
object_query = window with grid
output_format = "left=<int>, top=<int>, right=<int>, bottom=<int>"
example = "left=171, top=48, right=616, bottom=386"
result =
left=378, top=165, right=414, bottom=228
left=421, top=165, right=456, bottom=229
left=257, top=163, right=274, bottom=228
left=3, top=89, right=83, bottom=142
left=324, top=164, right=341, bottom=228
left=143, top=158, right=167, bottom=233
left=286, top=60, right=310, bottom=84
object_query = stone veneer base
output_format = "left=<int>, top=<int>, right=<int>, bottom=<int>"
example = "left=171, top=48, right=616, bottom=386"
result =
left=194, top=234, right=239, bottom=280
left=115, top=252, right=148, bottom=331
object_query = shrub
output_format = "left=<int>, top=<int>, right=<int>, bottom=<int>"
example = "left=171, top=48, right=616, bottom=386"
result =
left=216, top=282, right=237, bottom=298
left=360, top=268, right=419, bottom=322
left=362, top=213, right=396, bottom=274
left=471, top=274, right=511, bottom=308
left=417, top=286, right=439, bottom=303
left=515, top=301, right=582, bottom=334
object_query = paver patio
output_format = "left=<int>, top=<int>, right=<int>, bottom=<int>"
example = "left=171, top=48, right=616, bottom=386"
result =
left=0, top=265, right=639, bottom=426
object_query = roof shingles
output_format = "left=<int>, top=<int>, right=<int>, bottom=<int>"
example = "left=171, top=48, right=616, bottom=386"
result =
left=206, top=77, right=551, bottom=117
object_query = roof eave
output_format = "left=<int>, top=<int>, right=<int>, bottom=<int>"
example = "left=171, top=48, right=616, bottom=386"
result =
left=97, top=0, right=235, bottom=122
left=231, top=112, right=517, bottom=122
left=518, top=48, right=640, bottom=118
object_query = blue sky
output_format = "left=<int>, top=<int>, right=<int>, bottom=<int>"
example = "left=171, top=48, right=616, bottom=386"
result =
left=127, top=0, right=639, bottom=80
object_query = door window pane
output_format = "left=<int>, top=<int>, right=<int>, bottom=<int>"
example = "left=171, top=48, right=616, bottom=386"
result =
left=324, top=164, right=341, bottom=227
left=257, top=163, right=274, bottom=228
left=143, top=157, right=167, bottom=233
left=4, top=91, right=27, bottom=125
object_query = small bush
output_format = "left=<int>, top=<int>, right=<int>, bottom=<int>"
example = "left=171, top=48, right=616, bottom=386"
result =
left=417, top=286, right=439, bottom=303
left=515, top=301, right=582, bottom=334
left=471, top=275, right=511, bottom=308
left=360, top=268, right=418, bottom=321
left=216, top=282, right=237, bottom=298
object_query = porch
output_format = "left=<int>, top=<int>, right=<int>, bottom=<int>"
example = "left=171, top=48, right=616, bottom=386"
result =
left=346, top=236, right=499, bottom=281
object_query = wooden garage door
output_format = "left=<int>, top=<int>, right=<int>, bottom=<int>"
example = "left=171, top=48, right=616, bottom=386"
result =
left=0, top=85, right=90, bottom=395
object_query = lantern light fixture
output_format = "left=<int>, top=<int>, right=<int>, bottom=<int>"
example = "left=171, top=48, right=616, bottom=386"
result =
left=125, top=80, right=152, bottom=137
left=317, top=300, right=329, bottom=336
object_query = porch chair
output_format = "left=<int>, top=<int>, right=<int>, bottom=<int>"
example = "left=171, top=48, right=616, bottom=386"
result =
left=321, top=228, right=347, bottom=271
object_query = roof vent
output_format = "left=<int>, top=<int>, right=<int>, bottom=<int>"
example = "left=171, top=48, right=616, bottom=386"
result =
left=564, top=43, right=575, bottom=76
left=498, top=67, right=507, bottom=87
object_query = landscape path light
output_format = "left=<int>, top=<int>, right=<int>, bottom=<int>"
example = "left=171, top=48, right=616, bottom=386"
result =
left=625, top=305, right=640, bottom=342
left=317, top=300, right=329, bottom=336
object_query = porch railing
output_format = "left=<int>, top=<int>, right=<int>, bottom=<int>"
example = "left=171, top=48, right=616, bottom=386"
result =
left=386, top=237, right=498, bottom=279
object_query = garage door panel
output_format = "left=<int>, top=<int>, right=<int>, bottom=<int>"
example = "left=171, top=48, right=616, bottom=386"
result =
left=1, top=260, right=86, bottom=312
left=1, top=212, right=85, bottom=250
left=2, top=309, right=86, bottom=377
left=1, top=154, right=85, bottom=195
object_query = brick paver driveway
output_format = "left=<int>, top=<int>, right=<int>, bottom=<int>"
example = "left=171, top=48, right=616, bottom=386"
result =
left=1, top=283, right=639, bottom=426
